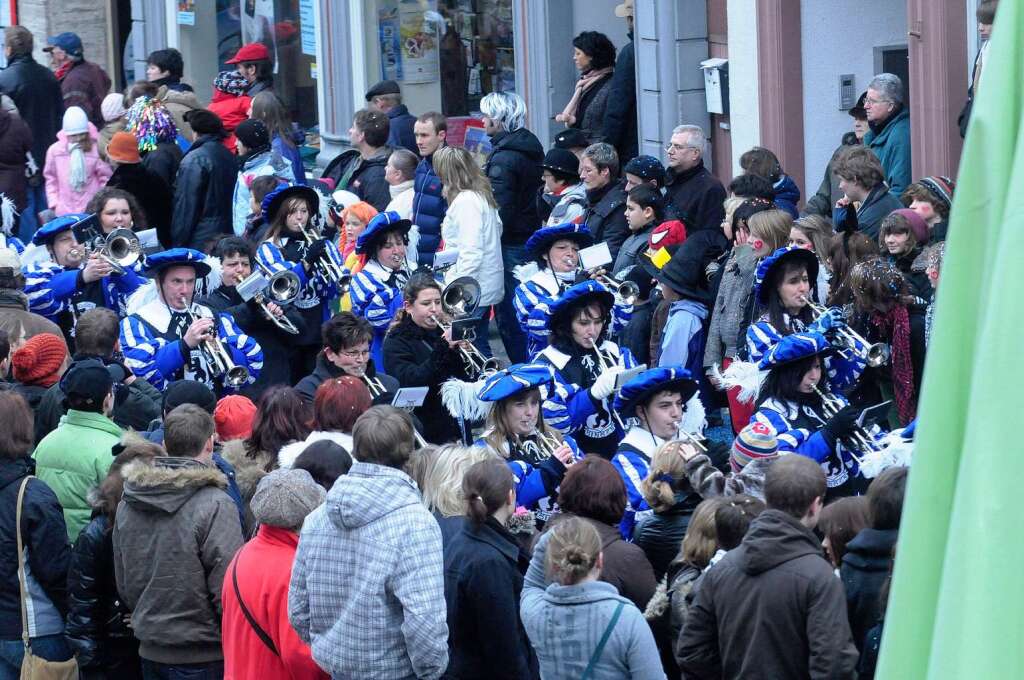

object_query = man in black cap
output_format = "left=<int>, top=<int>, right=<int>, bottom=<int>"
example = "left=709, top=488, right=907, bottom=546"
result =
left=366, top=80, right=417, bottom=154
left=172, top=110, right=237, bottom=250
left=539, top=147, right=587, bottom=226
left=321, top=109, right=391, bottom=212
left=553, top=128, right=589, bottom=159
left=232, top=118, right=295, bottom=233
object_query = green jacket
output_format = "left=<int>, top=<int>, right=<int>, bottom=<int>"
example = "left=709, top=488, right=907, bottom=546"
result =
left=864, top=107, right=912, bottom=196
left=33, top=409, right=121, bottom=541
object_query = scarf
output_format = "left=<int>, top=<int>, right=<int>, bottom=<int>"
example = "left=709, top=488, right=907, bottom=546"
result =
left=54, top=61, right=73, bottom=81
left=871, top=305, right=916, bottom=425
left=68, top=141, right=87, bottom=192
left=555, top=67, right=614, bottom=125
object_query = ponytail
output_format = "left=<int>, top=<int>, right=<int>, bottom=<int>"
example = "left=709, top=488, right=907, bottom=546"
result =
left=545, top=516, right=602, bottom=586
left=461, top=458, right=514, bottom=525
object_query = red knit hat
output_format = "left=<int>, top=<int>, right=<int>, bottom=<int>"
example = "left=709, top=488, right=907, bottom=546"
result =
left=214, top=394, right=257, bottom=442
left=12, top=333, right=67, bottom=387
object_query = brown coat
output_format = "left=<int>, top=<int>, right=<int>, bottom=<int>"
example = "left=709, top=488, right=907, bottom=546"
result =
left=156, top=85, right=201, bottom=141
left=0, top=289, right=68, bottom=350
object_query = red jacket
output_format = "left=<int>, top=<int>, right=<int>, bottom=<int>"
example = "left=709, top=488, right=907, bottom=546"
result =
left=221, top=526, right=328, bottom=680
left=208, top=90, right=252, bottom=154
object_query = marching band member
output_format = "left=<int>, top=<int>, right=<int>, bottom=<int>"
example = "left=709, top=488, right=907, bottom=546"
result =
left=349, top=211, right=412, bottom=369
left=610, top=365, right=705, bottom=538
left=119, top=248, right=263, bottom=394
left=534, top=280, right=637, bottom=459
left=256, top=184, right=347, bottom=381
left=23, top=214, right=144, bottom=347
left=0, top=194, right=25, bottom=254
left=79, top=187, right=144, bottom=244
left=295, top=311, right=399, bottom=405
left=752, top=331, right=869, bottom=499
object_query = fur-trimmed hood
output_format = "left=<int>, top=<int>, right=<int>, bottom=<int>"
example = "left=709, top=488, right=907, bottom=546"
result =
left=121, top=457, right=226, bottom=515
left=218, top=438, right=273, bottom=501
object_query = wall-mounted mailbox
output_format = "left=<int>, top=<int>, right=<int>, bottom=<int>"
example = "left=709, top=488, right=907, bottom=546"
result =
left=700, top=58, right=729, bottom=115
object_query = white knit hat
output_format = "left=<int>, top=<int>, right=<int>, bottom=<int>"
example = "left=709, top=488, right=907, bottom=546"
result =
left=62, top=106, right=89, bottom=135
left=101, top=93, right=126, bottom=123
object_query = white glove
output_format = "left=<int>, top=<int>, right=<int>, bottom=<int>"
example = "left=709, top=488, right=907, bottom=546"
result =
left=589, top=369, right=621, bottom=401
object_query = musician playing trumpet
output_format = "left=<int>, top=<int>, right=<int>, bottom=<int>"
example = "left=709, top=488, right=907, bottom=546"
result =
left=119, top=248, right=263, bottom=393
left=24, top=214, right=144, bottom=349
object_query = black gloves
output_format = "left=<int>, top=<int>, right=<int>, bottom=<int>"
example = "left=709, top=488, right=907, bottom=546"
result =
left=822, top=403, right=859, bottom=443
left=302, top=239, right=329, bottom=267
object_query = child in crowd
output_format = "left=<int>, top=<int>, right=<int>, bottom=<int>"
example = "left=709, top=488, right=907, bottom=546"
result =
left=539, top=147, right=587, bottom=226
left=243, top=175, right=285, bottom=242
left=901, top=175, right=954, bottom=242
left=44, top=107, right=112, bottom=215
left=614, top=184, right=671, bottom=275
left=877, top=209, right=931, bottom=302
left=208, top=70, right=252, bottom=153
left=788, top=214, right=835, bottom=301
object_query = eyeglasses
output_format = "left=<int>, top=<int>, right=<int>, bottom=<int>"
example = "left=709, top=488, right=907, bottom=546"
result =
left=864, top=97, right=890, bottom=106
left=665, top=143, right=697, bottom=152
left=340, top=348, right=370, bottom=359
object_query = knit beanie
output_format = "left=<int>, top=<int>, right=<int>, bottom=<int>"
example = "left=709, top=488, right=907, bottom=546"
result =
left=106, top=132, right=142, bottom=164
left=62, top=106, right=89, bottom=135
left=250, top=468, right=326, bottom=530
left=213, top=70, right=248, bottom=96
left=214, top=394, right=257, bottom=442
left=918, top=175, right=955, bottom=212
left=101, top=93, right=126, bottom=123
left=730, top=421, right=779, bottom=473
left=235, top=119, right=270, bottom=151
left=12, top=333, right=67, bottom=387
left=164, top=379, right=217, bottom=414
left=892, top=208, right=929, bottom=244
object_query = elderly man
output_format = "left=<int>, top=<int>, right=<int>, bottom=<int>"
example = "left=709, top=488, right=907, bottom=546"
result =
left=42, top=32, right=111, bottom=127
left=366, top=80, right=417, bottom=154
left=663, top=124, right=726, bottom=233
left=863, top=73, right=912, bottom=196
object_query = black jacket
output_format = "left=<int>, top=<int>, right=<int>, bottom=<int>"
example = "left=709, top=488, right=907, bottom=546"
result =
left=891, top=249, right=932, bottom=304
left=322, top=148, right=391, bottom=212
left=0, top=457, right=70, bottom=639
left=664, top=160, right=727, bottom=234
left=106, top=162, right=174, bottom=243
left=582, top=179, right=630, bottom=264
left=170, top=135, right=237, bottom=252
left=839, top=528, right=897, bottom=652
left=443, top=518, right=537, bottom=680
left=66, top=514, right=139, bottom=670
left=386, top=104, right=418, bottom=154
left=294, top=350, right=398, bottom=404
left=485, top=128, right=544, bottom=245
left=141, top=142, right=183, bottom=195
left=382, top=317, right=471, bottom=445
left=0, top=53, right=64, bottom=170
left=619, top=299, right=655, bottom=367
left=198, top=284, right=306, bottom=401
left=0, top=108, right=32, bottom=211
left=677, top=509, right=858, bottom=680
left=633, top=491, right=701, bottom=580
left=601, top=39, right=638, bottom=164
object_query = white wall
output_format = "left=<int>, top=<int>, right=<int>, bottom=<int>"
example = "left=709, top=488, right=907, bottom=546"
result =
left=571, top=0, right=631, bottom=55
left=727, top=0, right=759, bottom=175
left=799, top=0, right=906, bottom=194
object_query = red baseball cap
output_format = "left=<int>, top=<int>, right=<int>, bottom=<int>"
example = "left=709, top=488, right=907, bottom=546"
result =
left=226, top=42, right=271, bottom=64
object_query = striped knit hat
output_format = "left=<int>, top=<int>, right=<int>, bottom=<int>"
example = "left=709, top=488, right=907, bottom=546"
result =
left=730, top=421, right=779, bottom=472
left=918, top=176, right=955, bottom=212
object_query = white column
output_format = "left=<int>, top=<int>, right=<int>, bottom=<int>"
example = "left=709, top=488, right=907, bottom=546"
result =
left=726, top=0, right=760, bottom=175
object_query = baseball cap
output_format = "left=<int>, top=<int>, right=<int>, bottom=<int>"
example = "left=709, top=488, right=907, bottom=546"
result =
left=226, top=42, right=271, bottom=64
left=60, top=359, right=114, bottom=406
left=44, top=32, right=83, bottom=57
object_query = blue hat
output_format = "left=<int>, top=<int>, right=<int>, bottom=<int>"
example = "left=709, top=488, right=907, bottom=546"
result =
left=44, top=32, right=83, bottom=57
left=753, top=245, right=819, bottom=306
left=613, top=365, right=699, bottom=416
left=261, top=184, right=321, bottom=224
left=623, top=155, right=666, bottom=187
left=32, top=214, right=92, bottom=246
left=758, top=332, right=832, bottom=370
left=546, top=280, right=614, bottom=332
left=477, top=363, right=556, bottom=402
left=356, top=211, right=412, bottom=255
left=525, top=223, right=594, bottom=259
left=142, top=248, right=211, bottom=278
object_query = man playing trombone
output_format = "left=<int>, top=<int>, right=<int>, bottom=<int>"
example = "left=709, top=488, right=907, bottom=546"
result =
left=23, top=214, right=144, bottom=349
left=119, top=248, right=263, bottom=394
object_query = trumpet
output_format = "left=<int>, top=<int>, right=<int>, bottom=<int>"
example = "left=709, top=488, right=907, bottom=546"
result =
left=300, top=214, right=350, bottom=290
left=180, top=297, right=250, bottom=388
left=251, top=261, right=300, bottom=335
left=433, top=277, right=500, bottom=379
left=590, top=272, right=640, bottom=306
left=585, top=337, right=627, bottom=430
left=362, top=374, right=386, bottom=398
left=78, top=229, right=142, bottom=275
left=431, top=313, right=501, bottom=377
left=532, top=429, right=563, bottom=460
left=801, top=296, right=891, bottom=368
left=674, top=426, right=708, bottom=453
left=812, top=386, right=878, bottom=461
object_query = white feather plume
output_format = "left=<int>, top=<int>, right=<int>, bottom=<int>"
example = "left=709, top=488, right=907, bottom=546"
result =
left=679, top=391, right=707, bottom=439
left=857, top=428, right=914, bottom=478
left=126, top=280, right=158, bottom=314
left=441, top=378, right=492, bottom=421
left=19, top=243, right=51, bottom=268
left=513, top=261, right=539, bottom=283
left=714, top=361, right=766, bottom=405
left=0, top=194, right=17, bottom=236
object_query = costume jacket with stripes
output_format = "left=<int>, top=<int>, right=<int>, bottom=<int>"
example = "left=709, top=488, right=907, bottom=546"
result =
left=746, top=313, right=866, bottom=393
left=349, top=258, right=407, bottom=370
left=476, top=431, right=581, bottom=517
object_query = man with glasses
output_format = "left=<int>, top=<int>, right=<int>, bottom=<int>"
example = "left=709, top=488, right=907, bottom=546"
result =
left=863, top=73, right=912, bottom=196
left=295, top=311, right=399, bottom=404
left=664, top=124, right=727, bottom=232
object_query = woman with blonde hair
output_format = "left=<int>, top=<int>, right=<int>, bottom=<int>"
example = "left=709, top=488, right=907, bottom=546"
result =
left=667, top=497, right=726, bottom=647
left=432, top=145, right=504, bottom=357
left=633, top=441, right=701, bottom=580
left=421, top=444, right=494, bottom=545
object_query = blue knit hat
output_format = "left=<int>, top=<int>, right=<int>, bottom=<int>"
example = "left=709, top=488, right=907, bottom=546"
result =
left=752, top=245, right=819, bottom=306
left=623, top=155, right=666, bottom=187
left=356, top=211, right=412, bottom=255
left=477, top=363, right=556, bottom=402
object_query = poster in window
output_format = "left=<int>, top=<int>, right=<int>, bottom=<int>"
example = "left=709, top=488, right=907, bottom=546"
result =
left=378, top=5, right=403, bottom=81
left=177, top=0, right=195, bottom=25
left=299, top=0, right=316, bottom=56
left=241, top=0, right=278, bottom=73
left=398, top=0, right=439, bottom=84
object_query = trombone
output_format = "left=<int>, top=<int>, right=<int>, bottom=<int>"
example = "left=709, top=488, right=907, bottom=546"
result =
left=812, top=386, right=879, bottom=462
left=78, top=228, right=142, bottom=275
left=252, top=261, right=301, bottom=335
left=801, top=296, right=891, bottom=368
left=590, top=272, right=640, bottom=306
left=300, top=214, right=351, bottom=290
left=180, top=297, right=250, bottom=388
left=431, top=277, right=500, bottom=378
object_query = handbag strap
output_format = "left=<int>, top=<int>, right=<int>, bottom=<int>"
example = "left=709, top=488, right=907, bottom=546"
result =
left=231, top=555, right=280, bottom=657
left=581, top=601, right=625, bottom=680
left=14, top=476, right=32, bottom=649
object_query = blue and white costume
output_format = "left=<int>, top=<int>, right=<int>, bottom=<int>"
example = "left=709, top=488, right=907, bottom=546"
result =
left=0, top=233, right=25, bottom=254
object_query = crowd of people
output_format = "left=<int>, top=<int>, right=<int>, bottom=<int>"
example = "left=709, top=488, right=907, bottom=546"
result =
left=0, top=0, right=995, bottom=678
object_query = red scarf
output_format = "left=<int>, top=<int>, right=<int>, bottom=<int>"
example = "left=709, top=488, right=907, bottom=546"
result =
left=54, top=61, right=73, bottom=81
left=871, top=305, right=916, bottom=425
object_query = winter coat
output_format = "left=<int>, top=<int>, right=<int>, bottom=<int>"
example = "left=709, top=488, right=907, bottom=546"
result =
left=411, top=154, right=447, bottom=265
left=582, top=179, right=630, bottom=264
left=0, top=53, right=64, bottom=170
left=33, top=409, right=120, bottom=541
left=171, top=134, right=238, bottom=251
left=659, top=298, right=708, bottom=379
left=439, top=190, right=504, bottom=305
left=572, top=72, right=614, bottom=143
left=0, top=457, right=70, bottom=641
left=619, top=299, right=654, bottom=367
left=113, top=457, right=244, bottom=664
left=521, top=528, right=666, bottom=680
left=703, top=244, right=758, bottom=370
left=677, top=509, right=858, bottom=680
left=0, top=289, right=67, bottom=349
left=443, top=517, right=537, bottom=680
left=217, top=439, right=274, bottom=536
left=839, top=527, right=897, bottom=652
left=233, top=147, right=295, bottom=234
left=542, top=182, right=588, bottom=227
left=601, top=39, right=639, bottom=164
left=141, top=141, right=183, bottom=193
left=890, top=248, right=931, bottom=303
left=289, top=462, right=449, bottom=680
left=804, top=140, right=855, bottom=218
left=222, top=525, right=328, bottom=680
left=773, top=174, right=801, bottom=218
left=43, top=126, right=113, bottom=215
left=684, top=453, right=772, bottom=501
left=0, top=108, right=32, bottom=211
left=97, top=117, right=126, bottom=162
left=485, top=128, right=544, bottom=246
left=58, top=60, right=111, bottom=128
left=832, top=184, right=904, bottom=242
left=322, top=147, right=390, bottom=212
left=106, top=162, right=174, bottom=237
left=294, top=350, right=398, bottom=405
left=273, top=131, right=307, bottom=185
left=634, top=493, right=702, bottom=580
left=864, top=107, right=912, bottom=196
left=207, top=90, right=252, bottom=153
left=155, top=84, right=201, bottom=142
left=664, top=160, right=727, bottom=234
left=386, top=178, right=415, bottom=219
left=386, top=104, right=418, bottom=154
left=66, top=513, right=141, bottom=672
